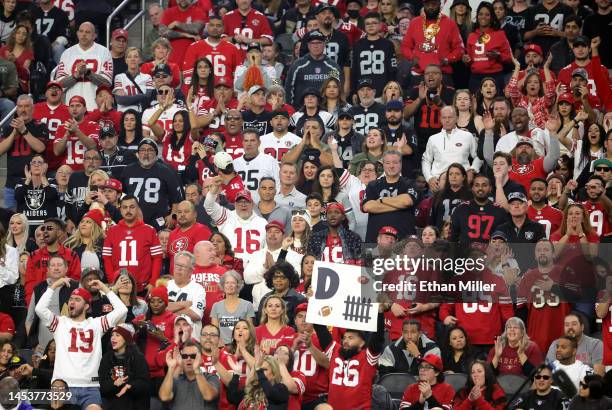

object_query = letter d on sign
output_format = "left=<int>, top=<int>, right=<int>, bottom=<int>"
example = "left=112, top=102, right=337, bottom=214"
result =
left=314, top=267, right=339, bottom=300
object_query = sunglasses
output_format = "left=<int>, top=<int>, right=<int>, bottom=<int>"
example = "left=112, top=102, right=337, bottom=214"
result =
left=225, top=115, right=241, bottom=121
left=292, top=209, right=308, bottom=216
left=534, top=375, right=551, bottom=380
left=158, top=89, right=171, bottom=95
left=595, top=167, right=611, bottom=172
left=181, top=353, right=197, bottom=359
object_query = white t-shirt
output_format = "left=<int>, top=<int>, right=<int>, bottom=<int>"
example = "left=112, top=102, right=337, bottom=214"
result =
left=113, top=72, right=154, bottom=112
left=233, top=153, right=280, bottom=202
left=552, top=359, right=592, bottom=391
left=166, top=279, right=206, bottom=336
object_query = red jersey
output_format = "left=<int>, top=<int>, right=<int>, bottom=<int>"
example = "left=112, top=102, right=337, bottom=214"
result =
left=401, top=15, right=464, bottom=74
left=486, top=341, right=543, bottom=376
left=255, top=324, right=296, bottom=354
left=168, top=0, right=211, bottom=11
left=509, top=157, right=546, bottom=194
left=167, top=223, right=212, bottom=268
left=141, top=61, right=181, bottom=89
left=439, top=269, right=514, bottom=345
left=25, top=245, right=81, bottom=305
left=466, top=28, right=512, bottom=74
left=400, top=382, right=455, bottom=410
left=597, top=293, right=612, bottom=365
left=134, top=310, right=176, bottom=378
left=557, top=56, right=611, bottom=111
left=200, top=349, right=230, bottom=375
left=198, top=98, right=239, bottom=136
left=517, top=266, right=571, bottom=352
left=191, top=263, right=227, bottom=324
left=221, top=174, right=246, bottom=204
left=337, top=21, right=363, bottom=46
left=161, top=132, right=194, bottom=172
left=161, top=5, right=209, bottom=65
left=32, top=102, right=71, bottom=171
left=182, top=39, right=241, bottom=90
left=326, top=341, right=380, bottom=410
left=288, top=370, right=306, bottom=410
left=312, top=0, right=347, bottom=20
left=219, top=350, right=248, bottom=410
left=581, top=200, right=610, bottom=237
left=528, top=205, right=563, bottom=239
left=103, top=220, right=163, bottom=292
left=292, top=333, right=329, bottom=403
left=85, top=109, right=122, bottom=132
left=222, top=8, right=273, bottom=57
left=54, top=120, right=100, bottom=171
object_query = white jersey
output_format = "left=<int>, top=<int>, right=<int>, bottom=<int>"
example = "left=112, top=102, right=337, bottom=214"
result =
left=113, top=72, right=154, bottom=112
left=233, top=153, right=280, bottom=202
left=56, top=42, right=113, bottom=111
left=166, top=279, right=206, bottom=336
left=34, top=288, right=127, bottom=387
left=204, top=192, right=267, bottom=265
left=141, top=102, right=184, bottom=138
left=260, top=132, right=302, bottom=163
left=339, top=169, right=368, bottom=241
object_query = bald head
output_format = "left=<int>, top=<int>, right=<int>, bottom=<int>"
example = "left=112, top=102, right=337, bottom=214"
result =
left=193, top=241, right=217, bottom=266
left=77, top=22, right=96, bottom=47
left=176, top=200, right=197, bottom=228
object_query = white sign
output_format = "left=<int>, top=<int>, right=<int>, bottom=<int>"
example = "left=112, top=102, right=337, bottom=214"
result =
left=306, top=261, right=379, bottom=332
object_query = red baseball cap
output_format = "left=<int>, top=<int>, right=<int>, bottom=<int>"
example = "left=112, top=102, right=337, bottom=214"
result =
left=295, top=302, right=308, bottom=315
left=418, top=354, right=443, bottom=372
left=524, top=43, right=543, bottom=57
left=265, top=220, right=285, bottom=234
left=103, top=178, right=123, bottom=192
left=96, top=84, right=113, bottom=96
left=235, top=190, right=253, bottom=202
left=378, top=226, right=398, bottom=238
left=69, top=96, right=86, bottom=106
left=83, top=209, right=104, bottom=227
left=557, top=93, right=575, bottom=105
left=214, top=77, right=232, bottom=88
left=112, top=28, right=128, bottom=40
left=71, top=288, right=92, bottom=304
left=45, top=81, right=63, bottom=91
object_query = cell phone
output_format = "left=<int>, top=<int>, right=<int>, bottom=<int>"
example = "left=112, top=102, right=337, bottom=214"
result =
left=89, top=185, right=98, bottom=191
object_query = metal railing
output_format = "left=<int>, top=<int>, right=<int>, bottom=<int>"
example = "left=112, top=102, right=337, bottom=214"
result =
left=106, top=0, right=147, bottom=49
left=0, top=105, right=17, bottom=130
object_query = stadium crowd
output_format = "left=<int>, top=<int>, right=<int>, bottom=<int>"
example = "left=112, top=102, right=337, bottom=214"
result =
left=0, top=0, right=610, bottom=407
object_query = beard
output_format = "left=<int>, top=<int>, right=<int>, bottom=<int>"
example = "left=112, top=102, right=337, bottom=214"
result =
left=424, top=7, right=440, bottom=19
left=339, top=346, right=360, bottom=359
left=387, top=118, right=402, bottom=126
left=517, top=153, right=531, bottom=164
left=69, top=306, right=85, bottom=318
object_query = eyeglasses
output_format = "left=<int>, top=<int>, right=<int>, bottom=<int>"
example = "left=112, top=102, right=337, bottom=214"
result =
left=201, top=332, right=220, bottom=337
left=419, top=365, right=435, bottom=370
left=30, top=160, right=44, bottom=165
left=534, top=375, right=551, bottom=380
left=292, top=209, right=308, bottom=216
left=84, top=156, right=101, bottom=162
left=225, top=115, right=241, bottom=121
left=273, top=274, right=288, bottom=280
left=181, top=353, right=197, bottom=359
left=595, top=167, right=611, bottom=172
left=158, top=89, right=171, bottom=95
left=40, top=225, right=56, bottom=232
left=361, top=167, right=376, bottom=173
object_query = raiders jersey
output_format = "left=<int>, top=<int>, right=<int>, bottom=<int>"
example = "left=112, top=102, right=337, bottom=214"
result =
left=349, top=102, right=386, bottom=135
left=351, top=37, right=397, bottom=97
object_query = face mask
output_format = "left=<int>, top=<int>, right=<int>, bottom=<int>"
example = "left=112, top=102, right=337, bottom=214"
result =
left=347, top=9, right=360, bottom=18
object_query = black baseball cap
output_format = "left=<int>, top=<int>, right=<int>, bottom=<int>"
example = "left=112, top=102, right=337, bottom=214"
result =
left=306, top=31, right=326, bottom=43
left=356, top=78, right=374, bottom=91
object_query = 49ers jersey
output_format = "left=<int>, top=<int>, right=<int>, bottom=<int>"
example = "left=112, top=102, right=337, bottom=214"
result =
left=113, top=72, right=154, bottom=112
left=292, top=333, right=329, bottom=403
left=182, top=39, right=241, bottom=90
left=260, top=131, right=302, bottom=163
left=161, top=132, right=194, bottom=172
left=54, top=120, right=100, bottom=171
left=581, top=200, right=610, bottom=237
left=33, top=102, right=71, bottom=171
left=528, top=205, right=563, bottom=238
left=141, top=102, right=184, bottom=138
left=222, top=8, right=273, bottom=56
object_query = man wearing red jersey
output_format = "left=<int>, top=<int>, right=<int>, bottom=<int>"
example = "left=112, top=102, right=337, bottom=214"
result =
left=213, top=152, right=246, bottom=204
left=222, top=0, right=273, bottom=57
left=167, top=200, right=211, bottom=271
left=84, top=85, right=123, bottom=132
left=399, top=354, right=454, bottom=410
left=292, top=303, right=329, bottom=409
left=53, top=96, right=100, bottom=172
left=33, top=82, right=70, bottom=172
left=182, top=16, right=241, bottom=91
left=199, top=323, right=224, bottom=376
left=528, top=178, right=563, bottom=238
left=159, top=0, right=207, bottom=65
left=103, top=195, right=163, bottom=295
left=400, top=0, right=463, bottom=80
left=314, top=307, right=385, bottom=410
left=579, top=176, right=612, bottom=238
left=194, top=78, right=239, bottom=137
left=192, top=241, right=227, bottom=324
left=595, top=275, right=612, bottom=368
left=507, top=137, right=560, bottom=197
left=517, top=239, right=571, bottom=353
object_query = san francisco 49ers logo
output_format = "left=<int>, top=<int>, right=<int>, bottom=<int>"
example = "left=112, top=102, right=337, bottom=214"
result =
left=170, top=237, right=189, bottom=253
left=512, top=164, right=534, bottom=175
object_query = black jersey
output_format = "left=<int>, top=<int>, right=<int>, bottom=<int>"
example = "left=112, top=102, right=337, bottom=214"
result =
left=1, top=120, right=49, bottom=189
left=120, top=162, right=183, bottom=230
left=406, top=86, right=455, bottom=155
left=331, top=129, right=364, bottom=169
left=429, top=189, right=473, bottom=230
left=300, top=29, right=351, bottom=68
left=525, top=2, right=574, bottom=56
left=242, top=110, right=273, bottom=136
left=31, top=6, right=69, bottom=43
left=351, top=37, right=397, bottom=97
left=349, top=102, right=386, bottom=136
left=450, top=200, right=509, bottom=244
left=14, top=183, right=58, bottom=235
left=363, top=175, right=418, bottom=242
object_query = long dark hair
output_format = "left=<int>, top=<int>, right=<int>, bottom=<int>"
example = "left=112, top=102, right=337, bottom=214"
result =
left=474, top=2, right=501, bottom=30
left=0, top=222, right=7, bottom=259
left=119, top=109, right=143, bottom=147
left=311, top=165, right=340, bottom=203
left=475, top=78, right=498, bottom=116
left=169, top=110, right=191, bottom=149
left=113, top=272, right=139, bottom=307
left=579, top=123, right=605, bottom=169
left=211, top=232, right=235, bottom=257
left=441, top=325, right=475, bottom=358
left=433, top=163, right=471, bottom=207
left=463, top=360, right=502, bottom=403
left=190, top=57, right=214, bottom=99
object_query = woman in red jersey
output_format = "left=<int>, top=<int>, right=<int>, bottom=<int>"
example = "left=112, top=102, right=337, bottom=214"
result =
left=256, top=295, right=296, bottom=355
left=455, top=360, right=507, bottom=410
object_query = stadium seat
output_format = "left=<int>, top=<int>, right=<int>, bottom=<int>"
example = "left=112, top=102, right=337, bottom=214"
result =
left=444, top=372, right=468, bottom=392
left=392, top=398, right=402, bottom=410
left=378, top=373, right=417, bottom=399
left=498, top=374, right=531, bottom=398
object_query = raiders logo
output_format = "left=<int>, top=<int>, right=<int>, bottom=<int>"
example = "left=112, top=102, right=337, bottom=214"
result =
left=26, top=189, right=45, bottom=210
left=171, top=237, right=189, bottom=253
left=512, top=164, right=534, bottom=174
left=524, top=231, right=534, bottom=240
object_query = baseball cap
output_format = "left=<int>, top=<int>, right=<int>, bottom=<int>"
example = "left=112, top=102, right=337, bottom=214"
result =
left=592, top=158, right=612, bottom=169
left=271, top=110, right=290, bottom=119
left=248, top=85, right=266, bottom=96
left=214, top=77, right=232, bottom=88
left=524, top=43, right=543, bottom=57
left=152, top=63, right=172, bottom=76
left=398, top=2, right=415, bottom=12
left=8, top=356, right=26, bottom=369
left=235, top=190, right=253, bottom=202
left=99, top=121, right=116, bottom=138
left=214, top=151, right=233, bottom=170
left=174, top=314, right=194, bottom=326
left=69, top=96, right=86, bottom=106
left=326, top=202, right=345, bottom=215
left=490, top=231, right=508, bottom=241
left=265, top=220, right=285, bottom=234
left=450, top=0, right=470, bottom=8
left=45, top=81, right=63, bottom=91
left=515, top=138, right=534, bottom=147
left=507, top=192, right=528, bottom=203
left=405, top=235, right=424, bottom=247
left=338, top=108, right=352, bottom=119
left=71, top=287, right=92, bottom=304
left=138, top=138, right=159, bottom=155
left=295, top=302, right=308, bottom=315
left=103, top=178, right=123, bottom=192
left=301, top=88, right=321, bottom=101
left=356, top=78, right=374, bottom=91
left=418, top=354, right=443, bottom=372
left=573, top=35, right=589, bottom=47
left=316, top=3, right=339, bottom=17
left=572, top=68, right=588, bottom=81
left=386, top=100, right=404, bottom=111
left=378, top=226, right=398, bottom=237
left=112, top=28, right=128, bottom=40
left=80, top=268, right=104, bottom=282
left=96, top=84, right=113, bottom=96
left=557, top=93, right=574, bottom=104
left=247, top=42, right=262, bottom=52
left=306, top=30, right=326, bottom=43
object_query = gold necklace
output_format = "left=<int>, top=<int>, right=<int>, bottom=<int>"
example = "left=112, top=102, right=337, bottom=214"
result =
left=422, top=13, right=442, bottom=41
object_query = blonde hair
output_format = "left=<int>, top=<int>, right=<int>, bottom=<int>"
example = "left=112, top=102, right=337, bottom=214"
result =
left=241, top=356, right=283, bottom=408
left=259, top=295, right=289, bottom=326
left=125, top=47, right=142, bottom=61
left=6, top=213, right=30, bottom=253
left=499, top=317, right=530, bottom=348
left=64, top=216, right=105, bottom=252
left=87, top=170, right=109, bottom=191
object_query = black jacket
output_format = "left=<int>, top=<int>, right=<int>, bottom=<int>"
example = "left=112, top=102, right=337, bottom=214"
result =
left=307, top=225, right=363, bottom=263
left=379, top=335, right=441, bottom=376
left=509, top=388, right=570, bottom=410
left=98, top=345, right=150, bottom=410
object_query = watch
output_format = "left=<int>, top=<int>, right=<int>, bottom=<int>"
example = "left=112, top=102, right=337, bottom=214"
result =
left=19, top=128, right=28, bottom=135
